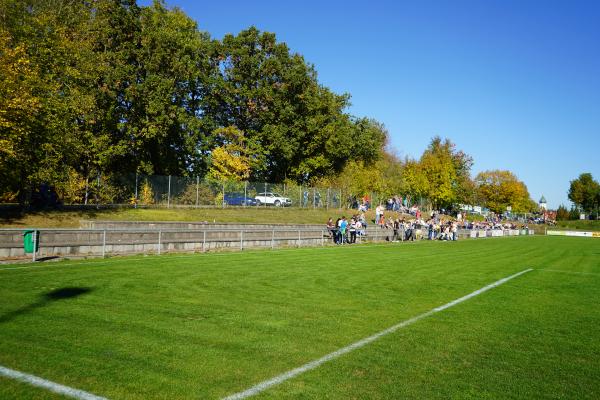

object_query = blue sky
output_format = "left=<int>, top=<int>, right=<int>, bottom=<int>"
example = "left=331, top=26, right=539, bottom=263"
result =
left=141, top=0, right=599, bottom=208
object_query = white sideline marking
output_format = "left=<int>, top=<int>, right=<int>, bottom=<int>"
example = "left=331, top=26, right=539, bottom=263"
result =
left=0, top=365, right=108, bottom=400
left=221, top=268, right=533, bottom=400
left=540, top=269, right=600, bottom=276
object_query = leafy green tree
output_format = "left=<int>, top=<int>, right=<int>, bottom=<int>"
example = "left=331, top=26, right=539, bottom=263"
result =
left=126, top=0, right=215, bottom=176
left=0, top=0, right=94, bottom=204
left=568, top=173, right=600, bottom=214
left=556, top=205, right=569, bottom=221
left=210, top=27, right=386, bottom=183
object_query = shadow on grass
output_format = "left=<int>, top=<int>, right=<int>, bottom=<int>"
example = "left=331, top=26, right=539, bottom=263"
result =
left=0, top=287, right=93, bottom=324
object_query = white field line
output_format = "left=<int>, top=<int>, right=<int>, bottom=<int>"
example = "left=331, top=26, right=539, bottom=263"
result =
left=540, top=269, right=600, bottom=276
left=222, top=268, right=533, bottom=400
left=0, top=365, right=108, bottom=400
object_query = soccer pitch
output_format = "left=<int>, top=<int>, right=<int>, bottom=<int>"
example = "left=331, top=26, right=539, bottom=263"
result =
left=1, top=237, right=599, bottom=399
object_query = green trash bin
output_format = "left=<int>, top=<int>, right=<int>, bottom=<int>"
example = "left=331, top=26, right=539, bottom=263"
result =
left=23, top=230, right=39, bottom=254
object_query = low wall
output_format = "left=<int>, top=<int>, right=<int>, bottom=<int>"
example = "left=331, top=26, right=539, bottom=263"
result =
left=546, top=230, right=600, bottom=238
left=0, top=226, right=534, bottom=261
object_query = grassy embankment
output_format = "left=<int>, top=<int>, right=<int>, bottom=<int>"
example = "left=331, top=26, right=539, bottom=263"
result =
left=2, top=206, right=597, bottom=232
left=0, top=207, right=374, bottom=228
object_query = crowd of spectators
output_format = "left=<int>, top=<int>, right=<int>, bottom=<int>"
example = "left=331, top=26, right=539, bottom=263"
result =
left=325, top=203, right=531, bottom=245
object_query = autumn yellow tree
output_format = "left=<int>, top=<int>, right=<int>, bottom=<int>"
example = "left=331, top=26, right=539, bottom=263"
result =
left=419, top=137, right=458, bottom=208
left=207, top=126, right=252, bottom=182
left=401, top=158, right=428, bottom=199
left=475, top=170, right=535, bottom=213
left=0, top=32, right=42, bottom=199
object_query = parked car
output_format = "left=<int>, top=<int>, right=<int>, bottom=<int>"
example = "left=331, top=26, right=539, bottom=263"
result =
left=223, top=193, right=258, bottom=206
left=254, top=192, right=292, bottom=207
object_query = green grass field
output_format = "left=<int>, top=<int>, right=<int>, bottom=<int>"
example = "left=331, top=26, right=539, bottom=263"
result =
left=1, top=236, right=599, bottom=399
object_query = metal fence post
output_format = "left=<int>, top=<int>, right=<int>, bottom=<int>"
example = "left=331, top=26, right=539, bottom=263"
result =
left=321, top=229, right=324, bottom=246
left=298, top=230, right=301, bottom=247
left=167, top=175, right=171, bottom=208
left=102, top=230, right=106, bottom=258
left=32, top=229, right=37, bottom=262
left=240, top=230, right=243, bottom=250
left=196, top=175, right=199, bottom=208
left=134, top=172, right=138, bottom=209
left=158, top=230, right=161, bottom=255
left=326, top=188, right=330, bottom=210
left=271, top=229, right=275, bottom=249
left=203, top=230, right=206, bottom=252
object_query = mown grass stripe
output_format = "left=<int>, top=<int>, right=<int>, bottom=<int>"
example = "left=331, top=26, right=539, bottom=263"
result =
left=221, top=268, right=533, bottom=400
left=540, top=269, right=600, bottom=276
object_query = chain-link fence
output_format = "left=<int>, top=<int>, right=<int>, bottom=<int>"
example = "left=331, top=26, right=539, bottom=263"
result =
left=51, top=174, right=429, bottom=211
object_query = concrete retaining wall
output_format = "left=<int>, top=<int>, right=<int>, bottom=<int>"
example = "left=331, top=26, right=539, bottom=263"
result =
left=0, top=225, right=533, bottom=261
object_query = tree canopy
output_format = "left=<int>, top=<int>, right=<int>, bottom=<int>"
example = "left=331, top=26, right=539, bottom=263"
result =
left=474, top=170, right=536, bottom=214
left=568, top=173, right=600, bottom=214
left=0, top=0, right=387, bottom=203
left=1, top=0, right=544, bottom=212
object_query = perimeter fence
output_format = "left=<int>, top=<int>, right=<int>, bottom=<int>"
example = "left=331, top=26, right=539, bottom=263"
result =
left=36, top=173, right=429, bottom=210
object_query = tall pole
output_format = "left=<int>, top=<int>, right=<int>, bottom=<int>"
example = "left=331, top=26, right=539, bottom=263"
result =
left=134, top=172, right=138, bottom=209
left=196, top=176, right=199, bottom=208
left=167, top=175, right=171, bottom=208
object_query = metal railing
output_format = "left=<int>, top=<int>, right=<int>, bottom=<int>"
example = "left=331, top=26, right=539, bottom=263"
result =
left=0, top=226, right=535, bottom=262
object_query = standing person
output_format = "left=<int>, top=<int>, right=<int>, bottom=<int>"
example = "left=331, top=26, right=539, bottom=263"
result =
left=400, top=219, right=406, bottom=241
left=452, top=221, right=458, bottom=241
left=349, top=217, right=357, bottom=244
left=379, top=209, right=385, bottom=228
left=339, top=216, right=348, bottom=244
left=334, top=218, right=341, bottom=244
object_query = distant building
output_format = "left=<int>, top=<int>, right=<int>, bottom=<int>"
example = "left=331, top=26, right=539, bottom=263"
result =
left=539, top=195, right=547, bottom=211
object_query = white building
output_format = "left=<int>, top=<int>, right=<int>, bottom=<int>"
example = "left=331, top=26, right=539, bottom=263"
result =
left=539, top=195, right=547, bottom=211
